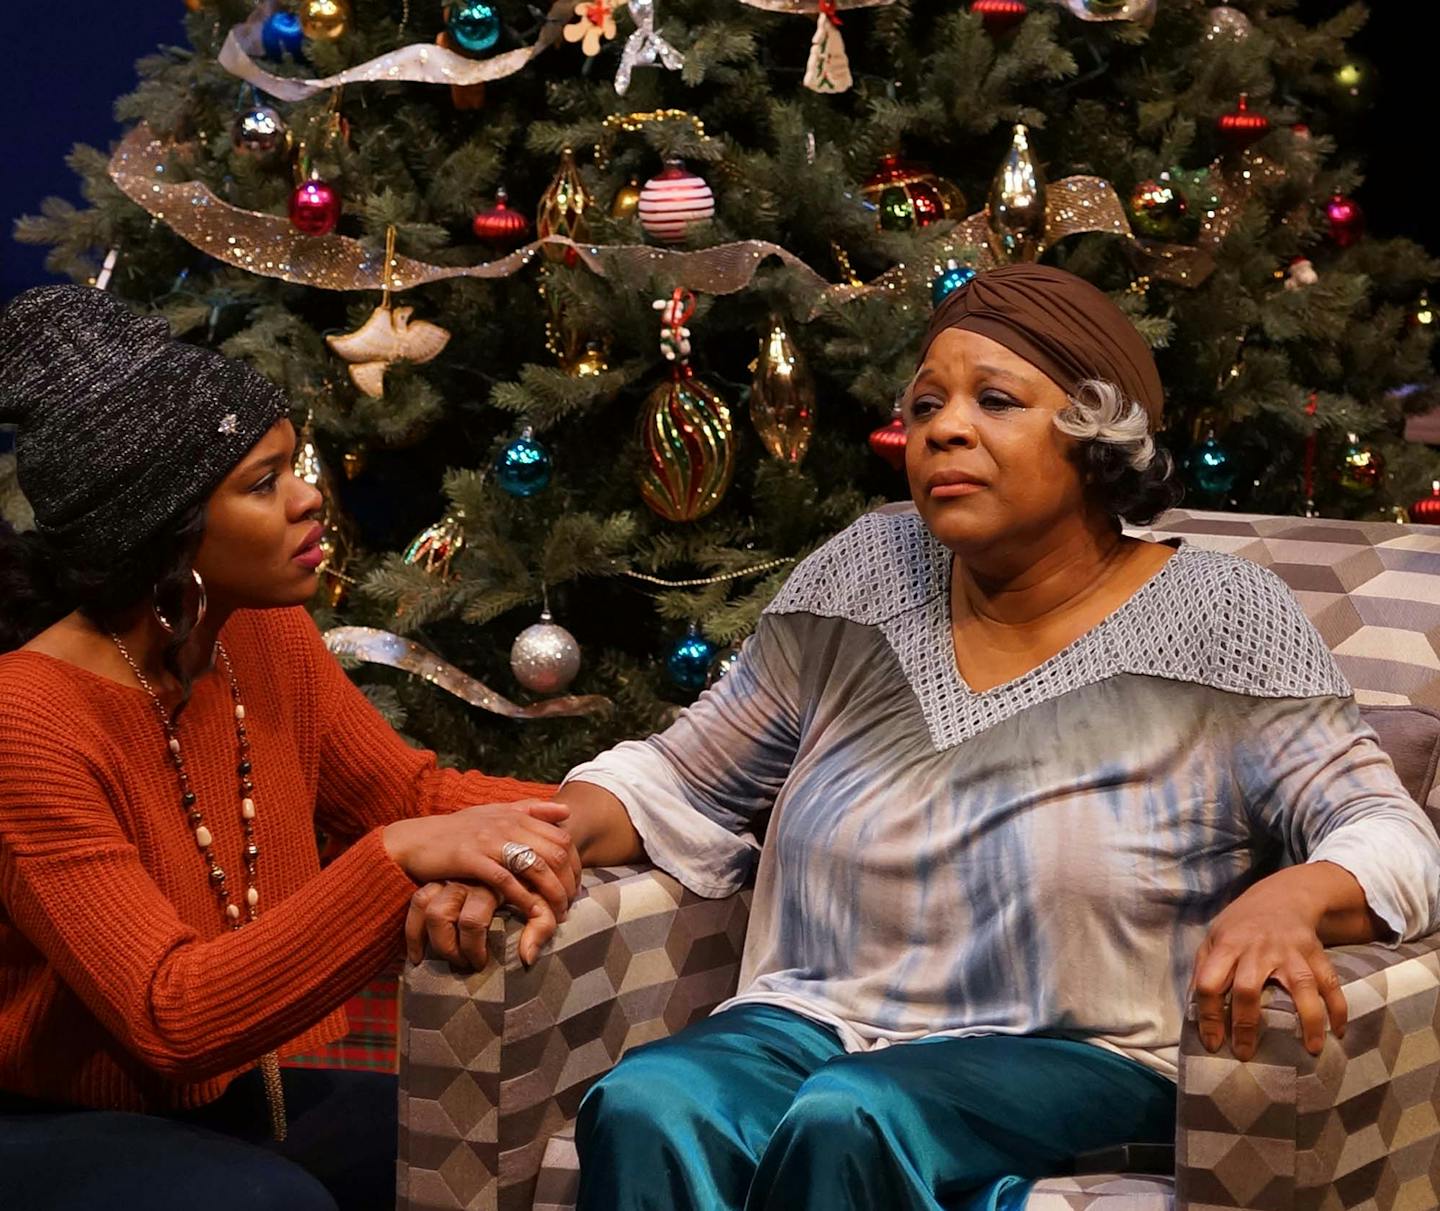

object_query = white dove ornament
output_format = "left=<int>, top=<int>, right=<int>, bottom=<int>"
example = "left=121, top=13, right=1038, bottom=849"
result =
left=325, top=303, right=452, bottom=398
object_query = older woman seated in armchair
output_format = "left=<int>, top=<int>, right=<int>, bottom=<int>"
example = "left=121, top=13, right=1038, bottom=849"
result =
left=425, top=264, right=1440, bottom=1211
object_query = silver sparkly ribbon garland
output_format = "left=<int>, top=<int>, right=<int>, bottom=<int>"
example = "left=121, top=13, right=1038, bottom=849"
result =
left=323, top=626, right=612, bottom=718
left=109, top=119, right=1234, bottom=310
left=218, top=0, right=1159, bottom=107
left=218, top=0, right=576, bottom=101
left=615, top=0, right=684, bottom=96
left=108, top=123, right=903, bottom=317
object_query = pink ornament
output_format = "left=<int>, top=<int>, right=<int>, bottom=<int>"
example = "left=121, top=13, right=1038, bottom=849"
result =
left=1324, top=193, right=1363, bottom=249
left=289, top=177, right=342, bottom=236
left=638, top=160, right=715, bottom=244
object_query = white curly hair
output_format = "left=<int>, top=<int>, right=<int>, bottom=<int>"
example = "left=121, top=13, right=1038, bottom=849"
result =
left=1052, top=378, right=1157, bottom=472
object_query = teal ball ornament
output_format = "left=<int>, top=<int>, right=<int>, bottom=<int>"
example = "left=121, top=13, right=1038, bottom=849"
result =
left=261, top=11, right=306, bottom=59
left=1187, top=435, right=1236, bottom=498
left=494, top=430, right=552, bottom=497
left=447, top=0, right=501, bottom=52
left=932, top=261, right=977, bottom=307
left=667, top=625, right=716, bottom=692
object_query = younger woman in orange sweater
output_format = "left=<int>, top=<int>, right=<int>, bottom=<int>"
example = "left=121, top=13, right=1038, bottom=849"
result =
left=0, top=286, right=576, bottom=1210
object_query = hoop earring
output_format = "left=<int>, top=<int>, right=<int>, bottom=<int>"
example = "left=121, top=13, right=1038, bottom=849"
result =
left=152, top=569, right=208, bottom=635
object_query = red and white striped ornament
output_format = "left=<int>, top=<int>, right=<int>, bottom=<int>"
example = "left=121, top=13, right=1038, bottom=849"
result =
left=638, top=160, right=715, bottom=244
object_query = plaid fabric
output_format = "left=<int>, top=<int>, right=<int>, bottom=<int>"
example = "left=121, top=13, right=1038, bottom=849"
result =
left=284, top=958, right=402, bottom=1073
left=282, top=829, right=403, bottom=1073
left=397, top=510, right=1440, bottom=1211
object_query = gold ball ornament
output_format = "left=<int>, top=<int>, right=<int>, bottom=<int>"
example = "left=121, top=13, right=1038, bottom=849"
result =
left=1331, top=58, right=1375, bottom=113
left=987, top=124, right=1047, bottom=262
left=749, top=320, right=816, bottom=465
left=611, top=178, right=643, bottom=219
left=637, top=367, right=737, bottom=522
left=566, top=340, right=610, bottom=378
left=300, top=0, right=351, bottom=40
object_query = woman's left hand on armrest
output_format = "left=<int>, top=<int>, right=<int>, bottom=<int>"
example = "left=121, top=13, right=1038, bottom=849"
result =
left=1190, top=861, right=1382, bottom=1061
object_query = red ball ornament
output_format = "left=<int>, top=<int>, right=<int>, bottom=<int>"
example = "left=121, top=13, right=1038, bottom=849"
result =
left=970, top=0, right=1027, bottom=33
left=639, top=160, right=716, bottom=244
left=1217, top=93, right=1270, bottom=153
left=289, top=176, right=342, bottom=236
left=472, top=187, right=532, bottom=243
left=1324, top=193, right=1364, bottom=249
left=868, top=416, right=907, bottom=471
left=1412, top=481, right=1440, bottom=526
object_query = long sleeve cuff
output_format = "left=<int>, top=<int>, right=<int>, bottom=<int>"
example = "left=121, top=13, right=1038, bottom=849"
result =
left=1308, top=815, right=1440, bottom=945
left=563, top=740, right=758, bottom=898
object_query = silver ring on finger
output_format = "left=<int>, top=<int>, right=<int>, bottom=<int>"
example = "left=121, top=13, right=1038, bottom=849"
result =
left=502, top=841, right=540, bottom=874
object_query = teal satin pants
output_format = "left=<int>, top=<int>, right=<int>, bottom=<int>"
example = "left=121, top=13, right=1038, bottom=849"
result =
left=575, top=1004, right=1175, bottom=1211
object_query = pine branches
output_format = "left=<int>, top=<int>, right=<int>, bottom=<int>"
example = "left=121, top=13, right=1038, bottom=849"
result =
left=12, top=0, right=1438, bottom=778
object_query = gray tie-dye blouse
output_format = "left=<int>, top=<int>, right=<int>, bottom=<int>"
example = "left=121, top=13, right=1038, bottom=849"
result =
left=564, top=510, right=1440, bottom=1078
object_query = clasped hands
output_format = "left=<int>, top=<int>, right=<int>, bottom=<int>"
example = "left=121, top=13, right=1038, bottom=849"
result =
left=382, top=799, right=582, bottom=971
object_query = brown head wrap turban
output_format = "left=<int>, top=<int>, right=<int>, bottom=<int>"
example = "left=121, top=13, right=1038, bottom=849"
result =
left=918, top=264, right=1164, bottom=427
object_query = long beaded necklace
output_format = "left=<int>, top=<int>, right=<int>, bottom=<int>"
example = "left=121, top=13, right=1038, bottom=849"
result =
left=110, top=634, right=287, bottom=1142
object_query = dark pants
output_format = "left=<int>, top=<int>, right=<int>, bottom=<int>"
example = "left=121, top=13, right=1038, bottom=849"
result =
left=0, top=1067, right=397, bottom=1211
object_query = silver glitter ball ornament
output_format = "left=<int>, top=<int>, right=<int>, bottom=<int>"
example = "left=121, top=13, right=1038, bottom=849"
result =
left=232, top=104, right=287, bottom=156
left=1203, top=5, right=1251, bottom=42
left=705, top=642, right=744, bottom=689
left=510, top=610, right=581, bottom=694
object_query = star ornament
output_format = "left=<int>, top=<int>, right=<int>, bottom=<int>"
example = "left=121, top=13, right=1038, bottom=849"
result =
left=218, top=413, right=239, bottom=435
left=564, top=0, right=624, bottom=55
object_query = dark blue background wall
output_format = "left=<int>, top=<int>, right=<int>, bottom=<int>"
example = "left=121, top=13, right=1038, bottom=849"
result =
left=0, top=2, right=1427, bottom=303
left=3, top=5, right=186, bottom=301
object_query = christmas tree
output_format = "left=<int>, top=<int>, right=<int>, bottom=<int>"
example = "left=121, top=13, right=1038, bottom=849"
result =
left=9, top=0, right=1438, bottom=781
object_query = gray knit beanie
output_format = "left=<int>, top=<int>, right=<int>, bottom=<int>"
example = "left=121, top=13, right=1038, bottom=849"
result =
left=0, top=285, right=286, bottom=567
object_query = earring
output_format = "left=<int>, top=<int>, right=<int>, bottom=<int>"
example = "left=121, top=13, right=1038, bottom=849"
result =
left=152, top=569, right=208, bottom=635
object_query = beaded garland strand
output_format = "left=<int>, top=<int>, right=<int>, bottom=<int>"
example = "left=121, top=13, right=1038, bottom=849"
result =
left=109, top=635, right=287, bottom=1141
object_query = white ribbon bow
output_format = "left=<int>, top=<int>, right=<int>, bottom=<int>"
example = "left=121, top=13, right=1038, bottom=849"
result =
left=615, top=0, right=685, bottom=96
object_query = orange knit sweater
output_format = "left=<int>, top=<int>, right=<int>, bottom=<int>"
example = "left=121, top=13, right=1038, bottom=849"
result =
left=0, top=606, right=552, bottom=1112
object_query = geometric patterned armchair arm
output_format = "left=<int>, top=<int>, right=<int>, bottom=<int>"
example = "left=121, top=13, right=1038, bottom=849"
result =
left=398, top=863, right=752, bottom=1211
left=1176, top=934, right=1440, bottom=1211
